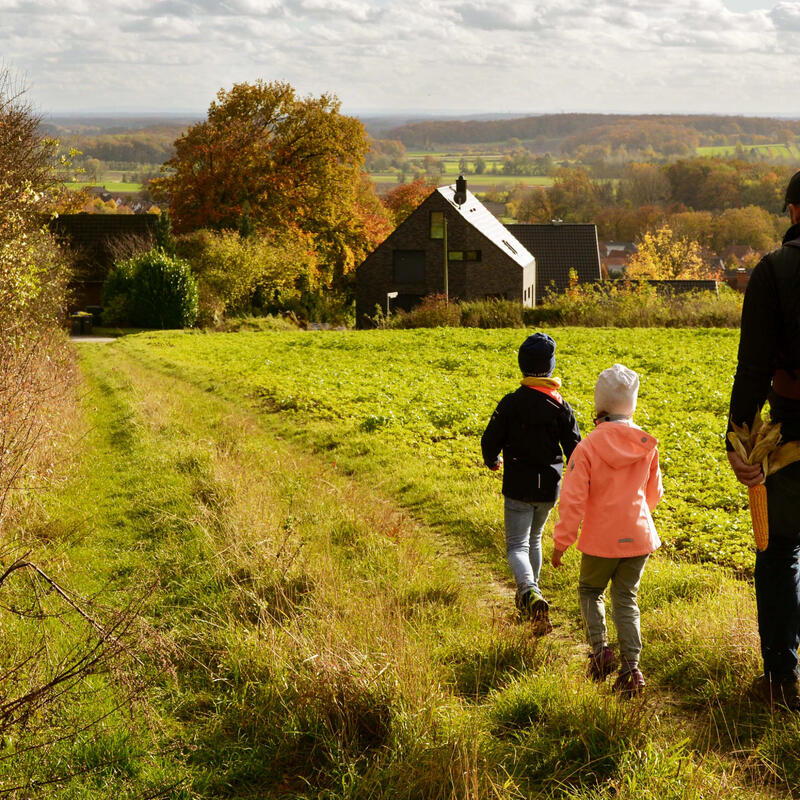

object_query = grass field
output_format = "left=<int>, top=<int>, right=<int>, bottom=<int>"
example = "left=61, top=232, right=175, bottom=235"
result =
left=66, top=180, right=144, bottom=192
left=372, top=150, right=555, bottom=192
left=371, top=173, right=554, bottom=192
left=696, top=143, right=800, bottom=159
left=7, top=327, right=800, bottom=797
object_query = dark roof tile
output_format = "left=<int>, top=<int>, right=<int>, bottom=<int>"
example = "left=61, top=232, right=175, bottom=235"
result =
left=506, top=223, right=601, bottom=295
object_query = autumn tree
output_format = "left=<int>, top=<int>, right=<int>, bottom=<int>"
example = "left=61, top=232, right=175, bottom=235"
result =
left=619, top=163, right=671, bottom=207
left=382, top=178, right=434, bottom=225
left=547, top=167, right=605, bottom=222
left=0, top=71, right=71, bottom=328
left=710, top=205, right=781, bottom=253
left=151, top=80, right=390, bottom=288
left=626, top=225, right=713, bottom=280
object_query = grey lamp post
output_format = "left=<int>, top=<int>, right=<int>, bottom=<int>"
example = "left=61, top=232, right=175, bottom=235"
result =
left=386, top=291, right=398, bottom=316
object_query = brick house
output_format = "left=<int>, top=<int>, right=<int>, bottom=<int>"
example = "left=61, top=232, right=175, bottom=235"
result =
left=507, top=223, right=602, bottom=299
left=355, top=179, right=535, bottom=327
left=49, top=213, right=158, bottom=311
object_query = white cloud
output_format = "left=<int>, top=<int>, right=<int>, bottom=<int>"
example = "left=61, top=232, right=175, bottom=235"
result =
left=770, top=1, right=800, bottom=28
left=0, top=0, right=797, bottom=115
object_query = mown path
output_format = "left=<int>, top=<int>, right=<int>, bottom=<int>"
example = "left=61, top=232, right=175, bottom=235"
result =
left=44, top=341, right=794, bottom=799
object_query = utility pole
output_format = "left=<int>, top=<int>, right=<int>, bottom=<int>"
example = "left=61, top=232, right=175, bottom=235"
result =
left=443, top=214, right=449, bottom=305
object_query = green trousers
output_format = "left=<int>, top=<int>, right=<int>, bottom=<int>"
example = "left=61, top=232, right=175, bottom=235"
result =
left=578, top=553, right=649, bottom=666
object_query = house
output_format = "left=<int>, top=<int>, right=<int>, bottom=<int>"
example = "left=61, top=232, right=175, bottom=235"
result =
left=355, top=177, right=535, bottom=327
left=49, top=213, right=158, bottom=311
left=507, top=223, right=602, bottom=299
left=597, top=240, right=638, bottom=276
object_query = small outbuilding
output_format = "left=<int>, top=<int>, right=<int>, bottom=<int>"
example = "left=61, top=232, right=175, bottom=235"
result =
left=355, top=178, right=535, bottom=327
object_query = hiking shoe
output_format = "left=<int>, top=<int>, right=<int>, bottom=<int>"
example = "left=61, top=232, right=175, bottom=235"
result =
left=749, top=674, right=800, bottom=711
left=587, top=646, right=617, bottom=682
left=516, top=589, right=549, bottom=616
left=515, top=589, right=552, bottom=631
left=613, top=666, right=646, bottom=698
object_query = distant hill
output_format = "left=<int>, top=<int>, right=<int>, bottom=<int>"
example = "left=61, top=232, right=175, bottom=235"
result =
left=384, top=113, right=800, bottom=155
left=41, top=116, right=197, bottom=164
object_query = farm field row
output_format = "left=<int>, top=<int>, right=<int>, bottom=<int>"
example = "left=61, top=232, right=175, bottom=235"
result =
left=696, top=142, right=800, bottom=159
left=66, top=180, right=144, bottom=192
left=117, top=326, right=752, bottom=571
left=370, top=172, right=554, bottom=191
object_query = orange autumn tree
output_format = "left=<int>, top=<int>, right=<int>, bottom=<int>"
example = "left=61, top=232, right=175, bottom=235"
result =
left=382, top=178, right=435, bottom=225
left=151, top=80, right=390, bottom=289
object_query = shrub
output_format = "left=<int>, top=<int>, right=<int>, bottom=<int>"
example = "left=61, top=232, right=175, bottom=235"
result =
left=376, top=284, right=742, bottom=330
left=530, top=281, right=742, bottom=328
left=460, top=298, right=525, bottom=328
left=102, top=249, right=199, bottom=329
left=176, top=228, right=317, bottom=324
left=377, top=294, right=462, bottom=328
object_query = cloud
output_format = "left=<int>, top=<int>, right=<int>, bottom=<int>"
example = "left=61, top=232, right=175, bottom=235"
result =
left=770, top=1, right=800, bottom=29
left=0, top=0, right=798, bottom=115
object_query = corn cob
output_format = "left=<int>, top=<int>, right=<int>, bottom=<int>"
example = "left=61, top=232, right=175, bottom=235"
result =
left=748, top=483, right=769, bottom=551
left=730, top=411, right=800, bottom=552
left=729, top=411, right=775, bottom=552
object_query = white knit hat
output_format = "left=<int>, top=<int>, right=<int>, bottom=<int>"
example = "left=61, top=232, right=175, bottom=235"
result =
left=594, top=364, right=639, bottom=417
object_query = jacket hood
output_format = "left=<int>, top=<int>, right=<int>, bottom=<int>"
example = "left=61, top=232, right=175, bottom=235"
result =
left=587, top=421, right=658, bottom=469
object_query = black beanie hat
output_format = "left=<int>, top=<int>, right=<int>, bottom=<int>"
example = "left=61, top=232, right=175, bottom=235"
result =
left=518, top=333, right=556, bottom=376
left=784, top=170, right=800, bottom=212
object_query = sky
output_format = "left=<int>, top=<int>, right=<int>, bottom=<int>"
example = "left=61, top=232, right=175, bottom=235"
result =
left=1, top=0, right=797, bottom=118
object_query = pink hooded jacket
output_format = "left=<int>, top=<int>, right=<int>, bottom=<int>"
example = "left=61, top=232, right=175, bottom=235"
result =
left=553, top=420, right=663, bottom=558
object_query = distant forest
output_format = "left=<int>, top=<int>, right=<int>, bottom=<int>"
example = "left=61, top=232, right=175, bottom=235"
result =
left=49, top=112, right=800, bottom=167
left=383, top=113, right=800, bottom=157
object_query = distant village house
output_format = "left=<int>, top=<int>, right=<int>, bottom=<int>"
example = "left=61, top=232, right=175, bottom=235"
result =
left=355, top=178, right=602, bottom=327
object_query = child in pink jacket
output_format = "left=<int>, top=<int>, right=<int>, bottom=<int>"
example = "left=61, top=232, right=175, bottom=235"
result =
left=551, top=364, right=663, bottom=696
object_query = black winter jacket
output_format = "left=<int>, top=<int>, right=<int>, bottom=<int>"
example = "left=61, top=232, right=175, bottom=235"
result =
left=728, top=222, right=800, bottom=444
left=481, top=386, right=581, bottom=503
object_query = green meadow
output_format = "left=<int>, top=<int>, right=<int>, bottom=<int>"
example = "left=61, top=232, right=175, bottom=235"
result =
left=696, top=143, right=800, bottom=160
left=6, top=327, right=797, bottom=798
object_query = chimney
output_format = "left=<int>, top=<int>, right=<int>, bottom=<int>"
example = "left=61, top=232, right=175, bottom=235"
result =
left=453, top=175, right=467, bottom=206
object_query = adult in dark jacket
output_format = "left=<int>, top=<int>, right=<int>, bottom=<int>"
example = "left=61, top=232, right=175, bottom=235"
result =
left=727, top=169, right=800, bottom=709
left=482, top=333, right=581, bottom=621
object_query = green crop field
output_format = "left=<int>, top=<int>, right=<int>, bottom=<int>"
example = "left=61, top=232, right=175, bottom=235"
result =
left=117, top=326, right=749, bottom=570
left=371, top=149, right=554, bottom=193
left=66, top=180, right=144, bottom=192
left=696, top=143, right=800, bottom=159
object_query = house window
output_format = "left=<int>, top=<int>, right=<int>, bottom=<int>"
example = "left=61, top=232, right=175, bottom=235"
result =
left=448, top=250, right=482, bottom=262
left=393, top=250, right=426, bottom=283
left=430, top=211, right=444, bottom=239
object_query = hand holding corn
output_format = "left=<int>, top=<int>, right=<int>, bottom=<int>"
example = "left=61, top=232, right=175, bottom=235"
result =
left=728, top=411, right=800, bottom=551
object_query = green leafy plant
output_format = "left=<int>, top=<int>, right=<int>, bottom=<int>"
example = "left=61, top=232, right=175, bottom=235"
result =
left=103, top=248, right=199, bottom=329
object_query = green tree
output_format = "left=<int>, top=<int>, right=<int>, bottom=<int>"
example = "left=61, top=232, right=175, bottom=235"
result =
left=548, top=167, right=602, bottom=222
left=620, top=163, right=671, bottom=207
left=710, top=206, right=781, bottom=253
left=177, top=228, right=317, bottom=320
left=103, top=249, right=199, bottom=329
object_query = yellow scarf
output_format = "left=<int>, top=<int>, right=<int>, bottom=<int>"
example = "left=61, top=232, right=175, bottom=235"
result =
left=521, top=376, right=562, bottom=390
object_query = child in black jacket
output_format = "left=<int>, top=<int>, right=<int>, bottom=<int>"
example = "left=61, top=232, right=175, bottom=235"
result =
left=481, top=333, right=581, bottom=621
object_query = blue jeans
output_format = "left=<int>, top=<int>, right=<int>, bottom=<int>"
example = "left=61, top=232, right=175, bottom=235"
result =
left=755, top=535, right=800, bottom=681
left=504, top=497, right=554, bottom=596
